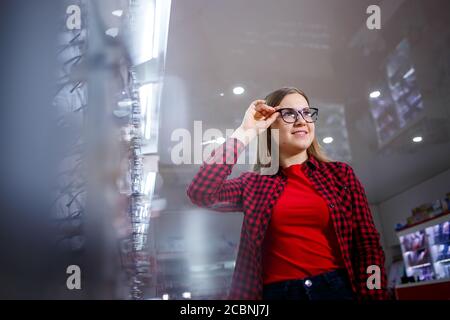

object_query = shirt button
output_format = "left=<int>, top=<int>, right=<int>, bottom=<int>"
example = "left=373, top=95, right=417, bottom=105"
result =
left=304, top=280, right=312, bottom=287
left=329, top=204, right=334, bottom=208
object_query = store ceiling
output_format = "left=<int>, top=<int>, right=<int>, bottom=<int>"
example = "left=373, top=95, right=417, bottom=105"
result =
left=152, top=0, right=450, bottom=297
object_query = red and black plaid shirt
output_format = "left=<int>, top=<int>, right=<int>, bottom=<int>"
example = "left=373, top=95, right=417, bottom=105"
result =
left=187, top=137, right=388, bottom=300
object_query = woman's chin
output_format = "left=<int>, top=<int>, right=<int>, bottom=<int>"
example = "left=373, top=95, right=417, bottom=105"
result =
left=292, top=139, right=311, bottom=149
left=285, top=142, right=311, bottom=153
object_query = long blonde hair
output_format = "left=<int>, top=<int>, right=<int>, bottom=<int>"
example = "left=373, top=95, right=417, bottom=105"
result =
left=253, top=87, right=332, bottom=173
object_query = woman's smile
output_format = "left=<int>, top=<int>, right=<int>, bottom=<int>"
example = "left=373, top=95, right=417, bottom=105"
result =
left=292, top=129, right=308, bottom=138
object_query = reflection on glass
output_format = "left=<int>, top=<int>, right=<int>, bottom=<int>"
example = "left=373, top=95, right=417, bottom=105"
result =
left=398, top=216, right=450, bottom=282
left=369, top=39, right=425, bottom=147
left=315, top=103, right=352, bottom=163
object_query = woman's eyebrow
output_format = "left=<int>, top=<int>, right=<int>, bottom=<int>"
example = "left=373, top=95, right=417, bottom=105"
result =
left=279, top=105, right=310, bottom=110
left=291, top=106, right=310, bottom=111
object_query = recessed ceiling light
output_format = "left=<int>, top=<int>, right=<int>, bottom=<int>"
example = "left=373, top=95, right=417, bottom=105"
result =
left=323, top=137, right=333, bottom=144
left=162, top=294, right=169, bottom=300
left=412, top=136, right=423, bottom=143
left=233, top=86, right=245, bottom=95
left=182, top=292, right=191, bottom=299
left=369, top=90, right=381, bottom=98
left=220, top=93, right=224, bottom=97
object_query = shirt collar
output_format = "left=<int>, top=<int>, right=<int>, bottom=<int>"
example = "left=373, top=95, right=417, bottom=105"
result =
left=306, top=154, right=319, bottom=170
left=275, top=153, right=319, bottom=177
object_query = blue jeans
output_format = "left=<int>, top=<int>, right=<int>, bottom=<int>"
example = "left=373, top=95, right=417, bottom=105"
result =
left=262, top=269, right=355, bottom=300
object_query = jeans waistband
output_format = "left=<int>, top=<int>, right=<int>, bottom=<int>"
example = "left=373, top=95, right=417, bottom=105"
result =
left=263, top=268, right=349, bottom=289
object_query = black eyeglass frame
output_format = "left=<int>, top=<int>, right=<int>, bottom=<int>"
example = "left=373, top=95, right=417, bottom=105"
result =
left=275, top=107, right=319, bottom=123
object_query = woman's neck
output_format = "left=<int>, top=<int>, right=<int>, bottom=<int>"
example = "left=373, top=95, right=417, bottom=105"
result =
left=280, top=150, right=309, bottom=168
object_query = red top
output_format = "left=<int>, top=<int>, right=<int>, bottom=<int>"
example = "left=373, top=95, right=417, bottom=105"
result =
left=262, top=162, right=345, bottom=284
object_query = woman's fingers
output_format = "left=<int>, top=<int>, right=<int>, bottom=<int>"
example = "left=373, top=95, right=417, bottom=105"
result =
left=264, top=110, right=280, bottom=125
left=252, top=99, right=266, bottom=105
left=249, top=100, right=265, bottom=117
left=244, top=100, right=280, bottom=130
left=255, top=104, right=275, bottom=118
left=251, top=100, right=266, bottom=110
left=255, top=103, right=275, bottom=112
left=253, top=110, right=265, bottom=120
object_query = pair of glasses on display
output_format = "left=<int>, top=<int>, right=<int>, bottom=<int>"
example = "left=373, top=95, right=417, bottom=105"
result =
left=131, top=166, right=143, bottom=176
left=132, top=100, right=141, bottom=110
left=275, top=107, right=319, bottom=123
left=131, top=206, right=150, bottom=223
left=131, top=142, right=142, bottom=153
left=52, top=179, right=85, bottom=206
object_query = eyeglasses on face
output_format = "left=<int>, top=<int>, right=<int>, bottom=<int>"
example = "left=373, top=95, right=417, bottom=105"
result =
left=275, top=107, right=319, bottom=123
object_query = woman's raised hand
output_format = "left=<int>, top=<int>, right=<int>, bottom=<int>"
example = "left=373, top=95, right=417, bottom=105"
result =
left=231, top=99, right=280, bottom=145
left=240, top=99, right=279, bottom=131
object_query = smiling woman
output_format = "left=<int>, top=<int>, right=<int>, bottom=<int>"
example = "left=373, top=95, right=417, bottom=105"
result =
left=187, top=86, right=388, bottom=300
left=252, top=87, right=330, bottom=173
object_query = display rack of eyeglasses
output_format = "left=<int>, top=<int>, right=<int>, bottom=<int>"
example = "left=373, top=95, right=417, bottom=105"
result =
left=51, top=0, right=148, bottom=299
left=115, top=71, right=153, bottom=300
left=52, top=0, right=88, bottom=263
left=48, top=0, right=165, bottom=299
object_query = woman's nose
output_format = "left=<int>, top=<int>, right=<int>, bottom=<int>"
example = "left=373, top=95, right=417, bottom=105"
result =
left=294, top=114, right=307, bottom=125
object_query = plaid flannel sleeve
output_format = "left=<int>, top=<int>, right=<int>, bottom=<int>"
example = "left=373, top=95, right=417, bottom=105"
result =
left=186, top=137, right=247, bottom=212
left=346, top=164, right=389, bottom=300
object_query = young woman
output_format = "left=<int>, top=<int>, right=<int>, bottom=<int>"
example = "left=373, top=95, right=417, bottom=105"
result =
left=187, top=87, right=388, bottom=300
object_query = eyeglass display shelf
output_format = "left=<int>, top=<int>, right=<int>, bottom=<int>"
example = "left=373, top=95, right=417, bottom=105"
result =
left=396, top=211, right=450, bottom=234
left=395, top=213, right=450, bottom=299
left=396, top=213, right=450, bottom=283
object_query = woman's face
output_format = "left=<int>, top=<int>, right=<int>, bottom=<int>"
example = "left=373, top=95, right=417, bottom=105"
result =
left=270, top=93, right=315, bottom=156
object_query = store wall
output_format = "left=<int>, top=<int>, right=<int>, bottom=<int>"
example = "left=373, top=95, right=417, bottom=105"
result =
left=376, top=168, right=450, bottom=266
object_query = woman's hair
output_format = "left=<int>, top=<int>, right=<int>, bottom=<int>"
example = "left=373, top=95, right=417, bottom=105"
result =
left=253, top=86, right=332, bottom=173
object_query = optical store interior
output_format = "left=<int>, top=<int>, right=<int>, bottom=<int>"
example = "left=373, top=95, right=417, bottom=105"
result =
left=0, top=0, right=449, bottom=300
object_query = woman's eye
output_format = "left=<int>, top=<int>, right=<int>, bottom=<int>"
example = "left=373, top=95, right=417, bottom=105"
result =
left=283, top=111, right=296, bottom=117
